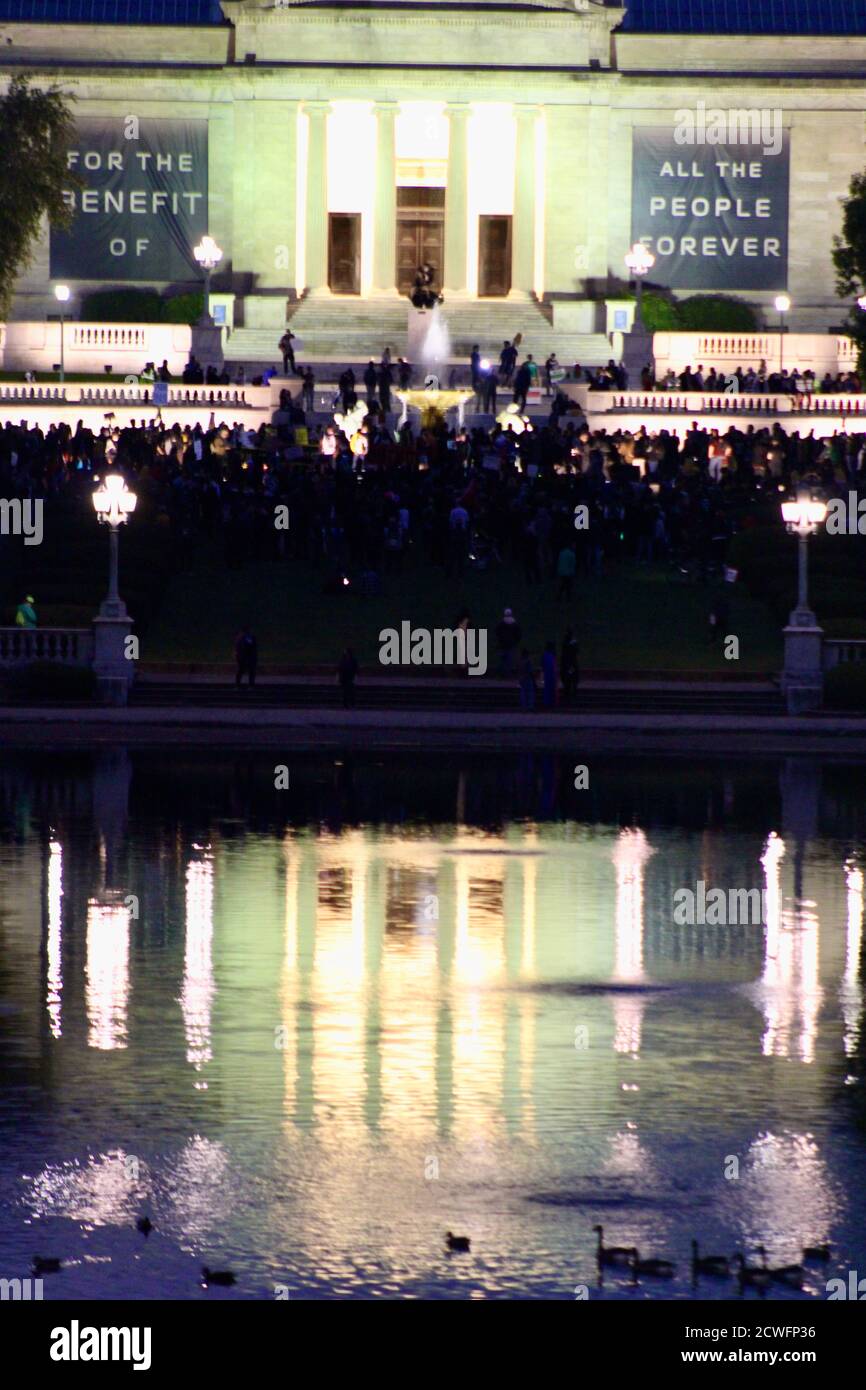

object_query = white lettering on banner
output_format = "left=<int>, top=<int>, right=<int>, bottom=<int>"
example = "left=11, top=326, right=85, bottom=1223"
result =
left=66, top=148, right=195, bottom=172
left=648, top=236, right=780, bottom=258
left=648, top=196, right=771, bottom=218
left=62, top=190, right=204, bottom=215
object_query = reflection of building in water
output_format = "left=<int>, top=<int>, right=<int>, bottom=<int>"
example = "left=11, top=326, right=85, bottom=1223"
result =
left=841, top=860, right=863, bottom=1061
left=85, top=898, right=130, bottom=1052
left=16, top=807, right=865, bottom=1150
left=758, top=832, right=822, bottom=1063
left=46, top=839, right=63, bottom=1040
left=180, top=851, right=215, bottom=1074
left=611, top=828, right=653, bottom=1055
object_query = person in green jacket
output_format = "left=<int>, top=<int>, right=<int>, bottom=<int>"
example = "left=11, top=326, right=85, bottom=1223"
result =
left=15, top=595, right=37, bottom=629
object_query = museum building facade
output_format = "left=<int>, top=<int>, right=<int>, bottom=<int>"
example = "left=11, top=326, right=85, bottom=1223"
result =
left=1, top=0, right=865, bottom=335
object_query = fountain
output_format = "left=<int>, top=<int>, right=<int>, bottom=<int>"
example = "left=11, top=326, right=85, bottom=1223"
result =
left=398, top=303, right=473, bottom=429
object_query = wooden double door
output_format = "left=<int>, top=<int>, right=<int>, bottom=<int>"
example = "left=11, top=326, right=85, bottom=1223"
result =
left=396, top=186, right=445, bottom=295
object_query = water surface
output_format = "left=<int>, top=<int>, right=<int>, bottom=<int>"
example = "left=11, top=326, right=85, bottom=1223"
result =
left=0, top=750, right=864, bottom=1299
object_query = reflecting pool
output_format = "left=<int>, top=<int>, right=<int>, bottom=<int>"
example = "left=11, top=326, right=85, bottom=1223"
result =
left=1, top=749, right=865, bottom=1299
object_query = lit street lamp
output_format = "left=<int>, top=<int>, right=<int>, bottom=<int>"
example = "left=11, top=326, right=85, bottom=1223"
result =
left=93, top=473, right=137, bottom=620
left=193, top=235, right=223, bottom=327
left=774, top=293, right=791, bottom=375
left=624, top=242, right=656, bottom=331
left=54, top=284, right=70, bottom=385
left=781, top=490, right=826, bottom=627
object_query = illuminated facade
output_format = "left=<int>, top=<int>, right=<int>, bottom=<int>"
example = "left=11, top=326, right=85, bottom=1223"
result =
left=2, top=0, right=866, bottom=340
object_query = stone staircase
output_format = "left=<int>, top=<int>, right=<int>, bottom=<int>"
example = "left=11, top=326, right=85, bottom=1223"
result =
left=224, top=294, right=611, bottom=375
left=131, top=676, right=785, bottom=717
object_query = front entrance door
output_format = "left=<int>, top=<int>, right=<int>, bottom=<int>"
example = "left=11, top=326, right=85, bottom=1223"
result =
left=396, top=186, right=445, bottom=294
left=328, top=212, right=361, bottom=294
left=478, top=214, right=512, bottom=297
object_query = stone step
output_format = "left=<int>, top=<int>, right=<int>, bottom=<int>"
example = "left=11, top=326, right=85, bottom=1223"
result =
left=131, top=679, right=785, bottom=716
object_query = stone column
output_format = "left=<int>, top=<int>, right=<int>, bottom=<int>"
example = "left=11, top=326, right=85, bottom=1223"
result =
left=373, top=101, right=398, bottom=294
left=444, top=103, right=470, bottom=295
left=304, top=101, right=330, bottom=292
left=512, top=105, right=538, bottom=295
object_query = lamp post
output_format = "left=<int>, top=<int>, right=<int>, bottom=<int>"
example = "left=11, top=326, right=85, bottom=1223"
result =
left=780, top=490, right=827, bottom=714
left=624, top=242, right=656, bottom=331
left=93, top=473, right=137, bottom=619
left=54, top=284, right=70, bottom=385
left=193, top=235, right=223, bottom=327
left=781, top=491, right=826, bottom=626
left=774, top=293, right=791, bottom=375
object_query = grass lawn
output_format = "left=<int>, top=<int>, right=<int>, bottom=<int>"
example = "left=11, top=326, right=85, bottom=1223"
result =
left=143, top=548, right=783, bottom=675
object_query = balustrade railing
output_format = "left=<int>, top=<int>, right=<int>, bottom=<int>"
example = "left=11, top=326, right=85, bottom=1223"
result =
left=0, top=627, right=94, bottom=668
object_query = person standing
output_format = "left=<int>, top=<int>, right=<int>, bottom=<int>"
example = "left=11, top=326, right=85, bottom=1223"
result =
left=338, top=646, right=359, bottom=707
left=302, top=365, right=316, bottom=414
left=235, top=625, right=258, bottom=688
left=364, top=360, right=378, bottom=405
left=496, top=607, right=521, bottom=676
left=339, top=367, right=356, bottom=413
left=378, top=358, right=393, bottom=415
left=518, top=648, right=536, bottom=712
left=556, top=542, right=576, bottom=601
left=470, top=345, right=481, bottom=394
left=541, top=640, right=557, bottom=709
left=513, top=358, right=532, bottom=412
left=279, top=329, right=296, bottom=375
left=560, top=628, right=579, bottom=704
left=544, top=352, right=559, bottom=396
left=482, top=363, right=497, bottom=415
left=15, top=594, right=37, bottom=629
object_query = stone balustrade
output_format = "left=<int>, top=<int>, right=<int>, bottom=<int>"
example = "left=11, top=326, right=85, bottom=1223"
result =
left=0, top=321, right=194, bottom=377
left=653, top=331, right=857, bottom=377
left=0, top=627, right=94, bottom=669
left=823, top=640, right=866, bottom=671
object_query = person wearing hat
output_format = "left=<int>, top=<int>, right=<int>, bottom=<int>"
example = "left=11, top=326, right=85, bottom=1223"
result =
left=496, top=606, right=522, bottom=677
left=15, top=595, right=37, bottom=629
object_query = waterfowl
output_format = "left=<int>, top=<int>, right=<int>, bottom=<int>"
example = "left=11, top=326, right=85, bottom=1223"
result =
left=756, top=1248, right=803, bottom=1289
left=32, top=1256, right=62, bottom=1275
left=201, top=1266, right=236, bottom=1287
left=136, top=1217, right=153, bottom=1237
left=593, top=1224, right=636, bottom=1268
left=691, top=1240, right=729, bottom=1277
left=734, top=1253, right=770, bottom=1290
left=802, top=1243, right=831, bottom=1262
left=446, top=1231, right=471, bottom=1253
left=631, top=1251, right=676, bottom=1279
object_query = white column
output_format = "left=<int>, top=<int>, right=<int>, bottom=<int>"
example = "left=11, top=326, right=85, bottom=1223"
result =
left=373, top=100, right=398, bottom=293
left=444, top=102, right=469, bottom=294
left=513, top=105, right=538, bottom=295
left=304, top=101, right=329, bottom=291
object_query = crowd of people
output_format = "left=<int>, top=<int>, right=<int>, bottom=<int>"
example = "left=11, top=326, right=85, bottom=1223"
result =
left=2, top=380, right=863, bottom=690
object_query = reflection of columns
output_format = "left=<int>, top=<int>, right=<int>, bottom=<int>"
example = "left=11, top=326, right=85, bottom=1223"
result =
left=373, top=101, right=397, bottom=292
left=513, top=105, right=538, bottom=294
left=304, top=101, right=329, bottom=290
left=444, top=103, right=469, bottom=293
